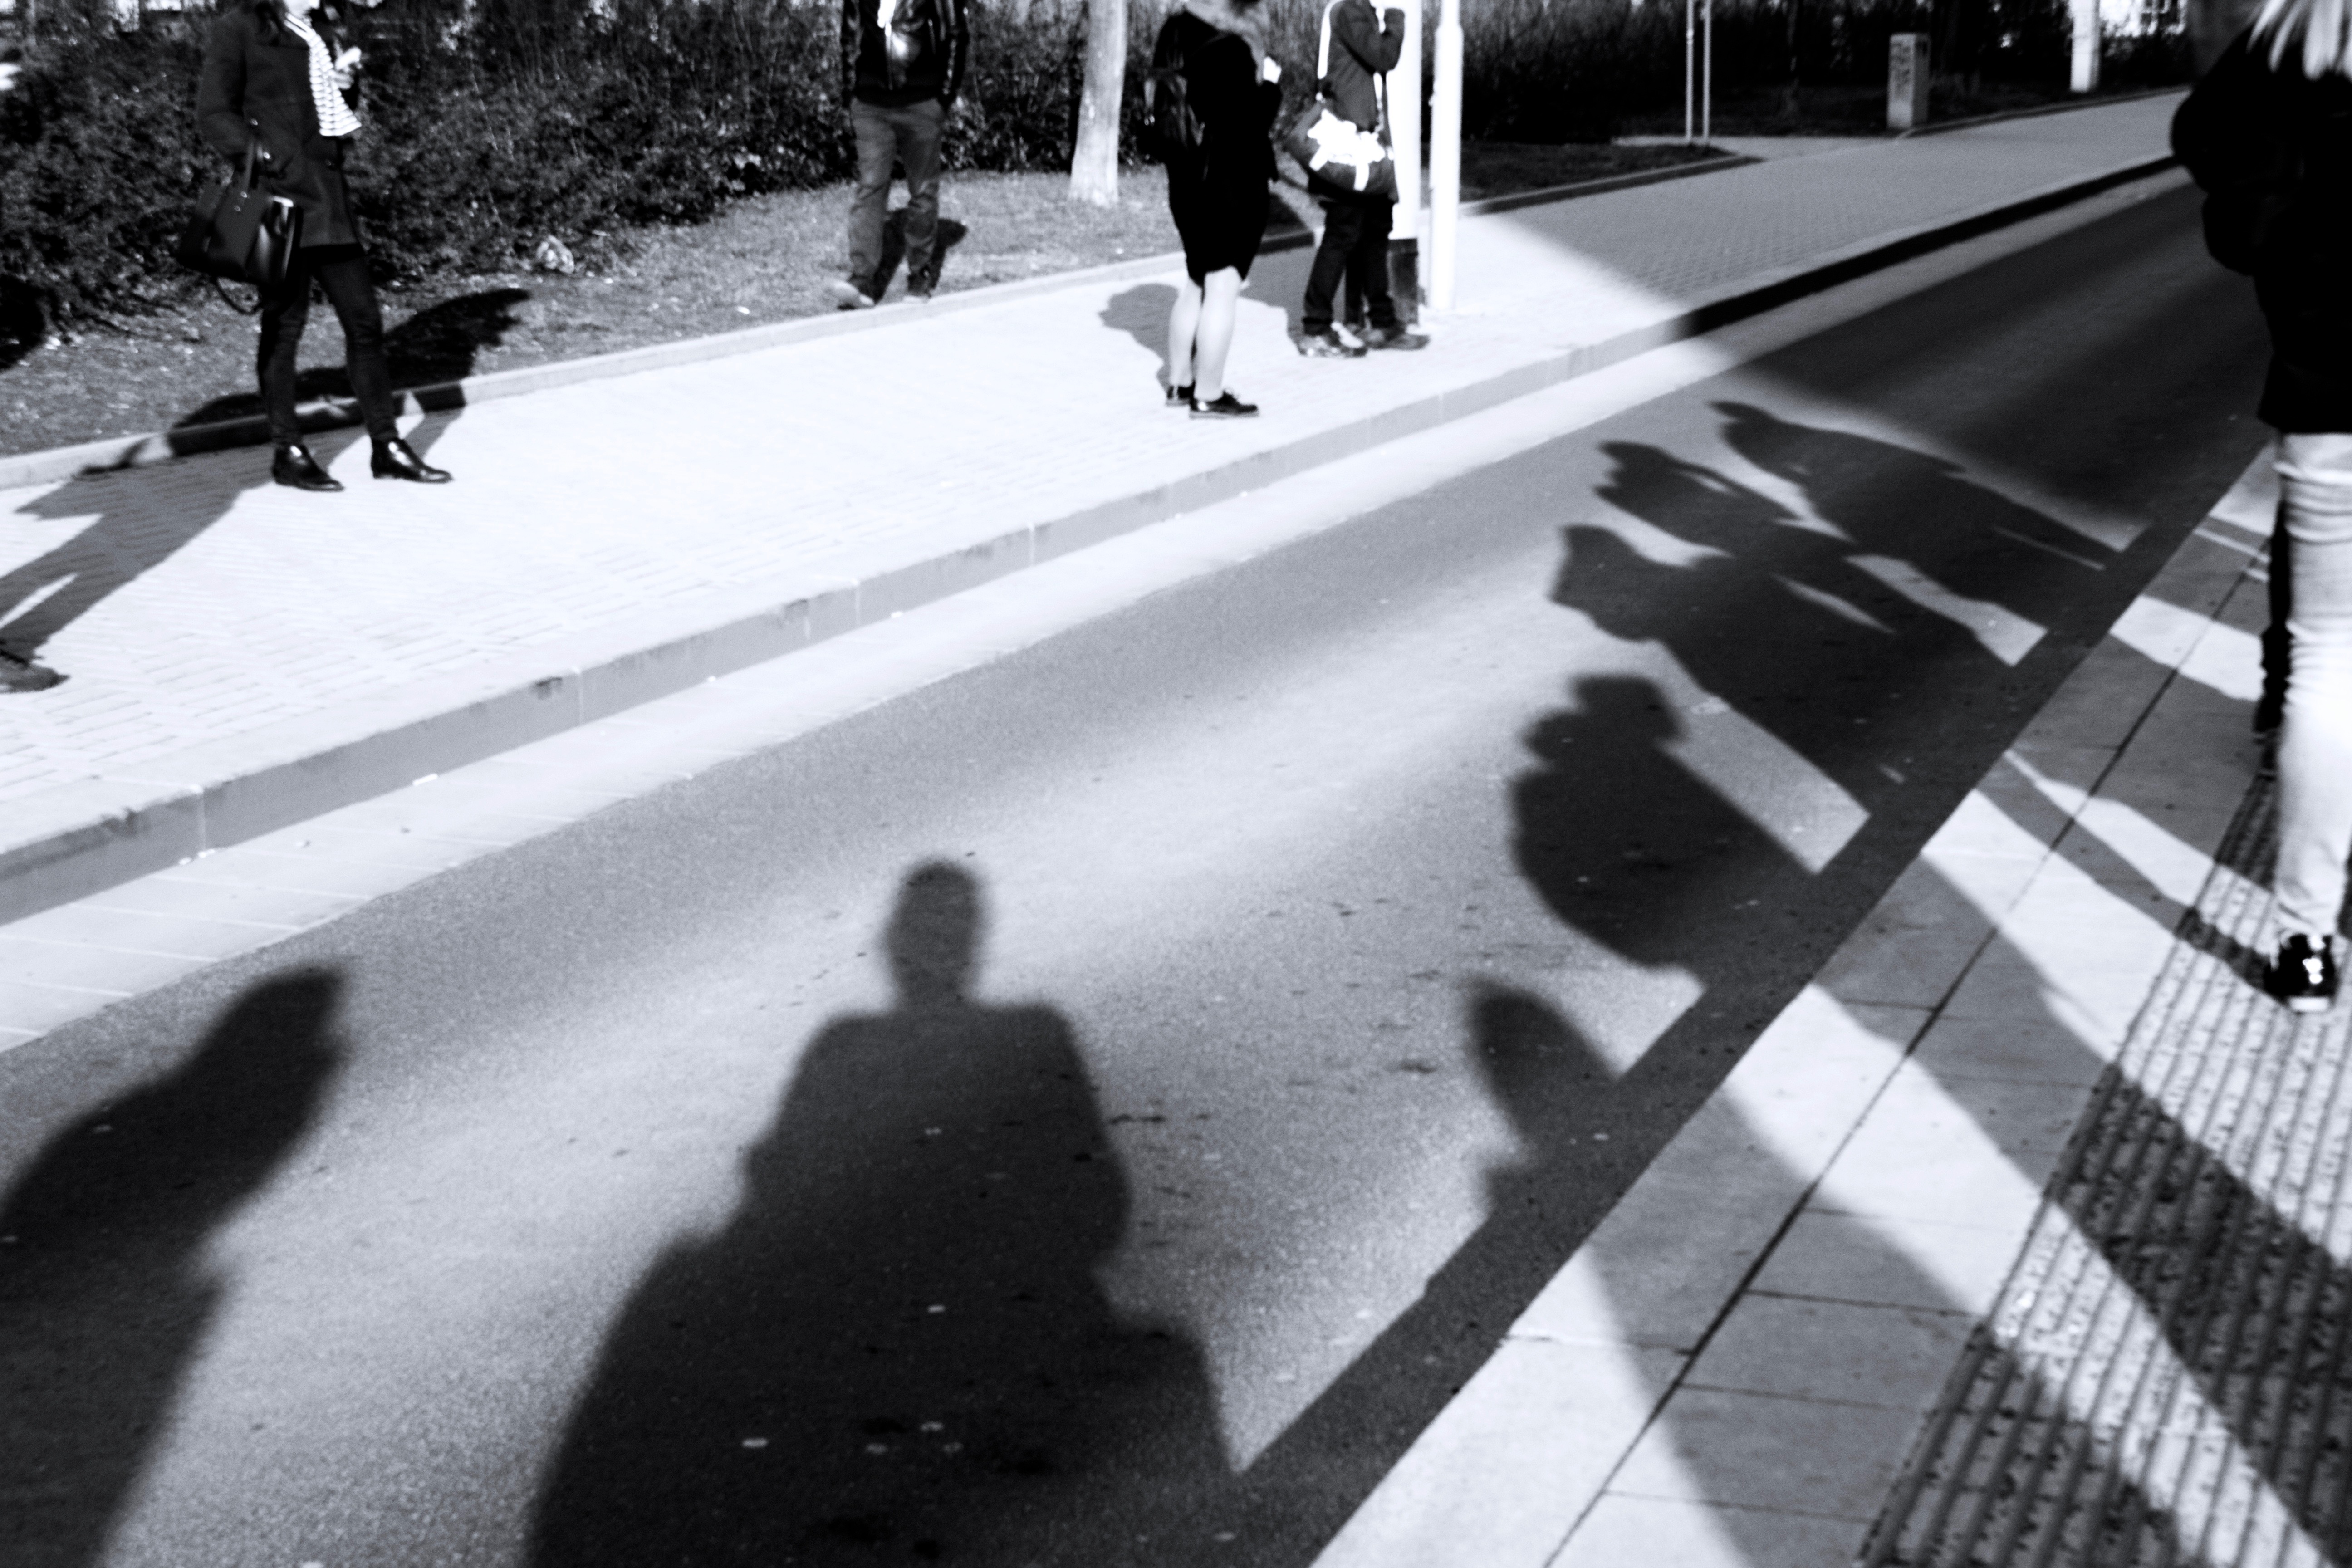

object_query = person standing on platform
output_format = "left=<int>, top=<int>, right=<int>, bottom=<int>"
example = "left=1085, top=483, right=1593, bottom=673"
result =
left=832, top=0, right=968, bottom=309
left=1152, top=0, right=1284, bottom=417
left=1296, top=0, right=1425, bottom=358
left=2176, top=0, right=2352, bottom=1013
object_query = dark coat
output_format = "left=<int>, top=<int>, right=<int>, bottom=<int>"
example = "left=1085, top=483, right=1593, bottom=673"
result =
left=196, top=5, right=363, bottom=250
left=2174, top=31, right=2352, bottom=431
left=1155, top=11, right=1279, bottom=192
left=1318, top=0, right=1403, bottom=134
left=839, top=0, right=969, bottom=108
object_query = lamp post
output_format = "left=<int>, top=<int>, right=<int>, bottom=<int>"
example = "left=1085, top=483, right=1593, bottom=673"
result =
left=1429, top=0, right=1463, bottom=309
left=1390, top=0, right=1423, bottom=317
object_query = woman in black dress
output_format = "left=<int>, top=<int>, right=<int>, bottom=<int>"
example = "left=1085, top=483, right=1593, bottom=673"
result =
left=197, top=0, right=450, bottom=490
left=1153, top=0, right=1281, bottom=418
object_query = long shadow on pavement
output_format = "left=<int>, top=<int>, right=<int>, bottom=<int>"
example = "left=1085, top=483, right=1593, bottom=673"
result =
left=532, top=861, right=1230, bottom=1567
left=0, top=970, right=343, bottom=1568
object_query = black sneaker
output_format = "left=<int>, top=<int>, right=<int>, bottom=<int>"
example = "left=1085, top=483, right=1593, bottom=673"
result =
left=1166, top=382, right=1195, bottom=410
left=2267, top=933, right=2340, bottom=1014
left=1297, top=328, right=1366, bottom=359
left=906, top=269, right=938, bottom=302
left=0, top=646, right=62, bottom=694
left=1191, top=391, right=1258, bottom=419
left=1362, top=324, right=1430, bottom=352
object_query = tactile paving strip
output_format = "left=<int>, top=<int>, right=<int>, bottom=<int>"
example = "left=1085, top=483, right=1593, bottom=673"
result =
left=1865, top=774, right=2352, bottom=1568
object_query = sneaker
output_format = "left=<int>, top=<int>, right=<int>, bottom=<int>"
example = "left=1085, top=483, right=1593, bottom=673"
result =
left=1191, top=391, right=1258, bottom=419
left=1166, top=382, right=1195, bottom=410
left=1297, top=328, right=1366, bottom=359
left=1362, top=324, right=1430, bottom=352
left=2266, top=933, right=2340, bottom=1014
left=0, top=646, right=62, bottom=694
left=906, top=269, right=938, bottom=302
left=828, top=279, right=877, bottom=311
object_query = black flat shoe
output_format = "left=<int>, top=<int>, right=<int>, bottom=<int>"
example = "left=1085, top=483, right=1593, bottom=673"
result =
left=1166, top=382, right=1195, bottom=410
left=272, top=443, right=342, bottom=492
left=1191, top=391, right=1258, bottom=419
left=372, top=438, right=452, bottom=483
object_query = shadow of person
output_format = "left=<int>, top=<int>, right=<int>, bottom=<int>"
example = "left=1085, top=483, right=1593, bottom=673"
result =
left=1712, top=400, right=2116, bottom=626
left=1100, top=282, right=1177, bottom=364
left=0, top=444, right=308, bottom=688
left=168, top=286, right=534, bottom=437
left=0, top=970, right=343, bottom=1568
left=873, top=213, right=971, bottom=300
left=532, top=861, right=1227, bottom=1567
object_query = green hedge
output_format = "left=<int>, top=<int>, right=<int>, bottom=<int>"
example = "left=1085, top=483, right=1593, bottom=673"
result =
left=0, top=0, right=2164, bottom=324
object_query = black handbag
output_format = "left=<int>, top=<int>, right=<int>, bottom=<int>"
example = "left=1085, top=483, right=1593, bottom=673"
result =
left=177, top=144, right=301, bottom=311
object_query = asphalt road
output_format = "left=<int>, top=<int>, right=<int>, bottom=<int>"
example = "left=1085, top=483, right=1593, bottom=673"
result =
left=0, top=180, right=2274, bottom=1568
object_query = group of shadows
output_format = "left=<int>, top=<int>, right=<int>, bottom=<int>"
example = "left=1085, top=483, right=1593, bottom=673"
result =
left=1, top=400, right=2336, bottom=1568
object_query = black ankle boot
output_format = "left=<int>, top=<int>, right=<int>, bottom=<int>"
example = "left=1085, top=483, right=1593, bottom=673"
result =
left=272, top=443, right=342, bottom=492
left=372, top=437, right=452, bottom=484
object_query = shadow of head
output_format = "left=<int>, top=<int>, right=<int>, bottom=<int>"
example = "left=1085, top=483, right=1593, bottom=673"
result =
left=382, top=286, right=534, bottom=385
left=21, top=970, right=346, bottom=1238
left=1100, top=282, right=1178, bottom=357
left=887, top=860, right=982, bottom=1008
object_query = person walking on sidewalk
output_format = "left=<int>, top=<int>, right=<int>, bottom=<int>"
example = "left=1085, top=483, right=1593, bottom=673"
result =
left=196, top=0, right=450, bottom=492
left=1296, top=0, right=1425, bottom=358
left=2176, top=0, right=2352, bottom=1013
left=1152, top=0, right=1283, bottom=417
left=831, top=0, right=968, bottom=310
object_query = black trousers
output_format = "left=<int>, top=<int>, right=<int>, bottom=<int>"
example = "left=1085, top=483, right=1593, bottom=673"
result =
left=1303, top=197, right=1399, bottom=335
left=258, top=244, right=397, bottom=447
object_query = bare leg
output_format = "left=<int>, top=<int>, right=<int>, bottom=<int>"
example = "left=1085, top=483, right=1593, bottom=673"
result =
left=1193, top=267, right=1242, bottom=402
left=1166, top=278, right=1204, bottom=391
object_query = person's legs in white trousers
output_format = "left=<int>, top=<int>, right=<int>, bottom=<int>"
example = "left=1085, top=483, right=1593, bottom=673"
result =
left=2272, top=431, right=2352, bottom=1001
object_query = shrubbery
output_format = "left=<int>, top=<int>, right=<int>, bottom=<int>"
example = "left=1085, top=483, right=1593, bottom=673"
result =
left=0, top=0, right=2179, bottom=324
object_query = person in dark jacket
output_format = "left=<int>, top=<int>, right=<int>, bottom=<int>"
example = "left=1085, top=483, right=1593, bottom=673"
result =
left=832, top=0, right=969, bottom=309
left=196, top=0, right=448, bottom=490
left=2175, top=0, right=2352, bottom=1012
left=1153, top=0, right=1282, bottom=416
left=1296, top=0, right=1424, bottom=357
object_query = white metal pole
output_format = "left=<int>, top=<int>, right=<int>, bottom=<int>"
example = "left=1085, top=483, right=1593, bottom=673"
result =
left=1701, top=0, right=1713, bottom=143
left=1684, top=0, right=1695, bottom=142
left=1392, top=0, right=1423, bottom=255
left=1430, top=0, right=1462, bottom=309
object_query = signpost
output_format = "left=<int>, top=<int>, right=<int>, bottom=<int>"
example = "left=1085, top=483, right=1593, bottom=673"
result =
left=1429, top=0, right=1463, bottom=310
left=1389, top=0, right=1424, bottom=321
left=1684, top=0, right=1714, bottom=143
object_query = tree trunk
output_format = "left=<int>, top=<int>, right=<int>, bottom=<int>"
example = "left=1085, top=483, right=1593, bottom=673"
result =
left=1070, top=0, right=1125, bottom=206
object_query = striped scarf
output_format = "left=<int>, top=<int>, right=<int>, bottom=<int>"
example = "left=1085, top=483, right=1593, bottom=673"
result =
left=284, top=15, right=362, bottom=139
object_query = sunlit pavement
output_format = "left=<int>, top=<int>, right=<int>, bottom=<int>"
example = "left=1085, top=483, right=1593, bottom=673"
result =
left=3, top=89, right=2330, bottom=1568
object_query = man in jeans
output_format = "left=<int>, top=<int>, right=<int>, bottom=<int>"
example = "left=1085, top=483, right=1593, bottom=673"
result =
left=1298, top=0, right=1426, bottom=356
left=833, top=0, right=968, bottom=309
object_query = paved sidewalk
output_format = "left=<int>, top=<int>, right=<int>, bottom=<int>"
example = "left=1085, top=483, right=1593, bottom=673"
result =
left=0, top=94, right=2181, bottom=922
left=1306, top=450, right=2347, bottom=1568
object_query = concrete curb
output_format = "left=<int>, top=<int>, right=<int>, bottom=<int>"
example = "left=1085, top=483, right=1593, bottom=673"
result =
left=1899, top=83, right=2184, bottom=140
left=0, top=155, right=1750, bottom=494
left=0, top=149, right=2180, bottom=927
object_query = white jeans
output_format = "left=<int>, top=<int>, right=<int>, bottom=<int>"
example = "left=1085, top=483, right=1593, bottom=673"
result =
left=2275, top=431, right=2352, bottom=942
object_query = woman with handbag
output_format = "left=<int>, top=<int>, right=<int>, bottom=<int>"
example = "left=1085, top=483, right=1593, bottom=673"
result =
left=196, top=0, right=449, bottom=491
left=2175, top=0, right=2352, bottom=1012
left=1151, top=0, right=1282, bottom=418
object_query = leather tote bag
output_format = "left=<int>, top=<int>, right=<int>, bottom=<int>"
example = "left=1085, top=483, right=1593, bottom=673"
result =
left=177, top=144, right=301, bottom=307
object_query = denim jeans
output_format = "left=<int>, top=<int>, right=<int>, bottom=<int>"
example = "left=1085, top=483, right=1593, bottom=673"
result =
left=1303, top=198, right=1398, bottom=335
left=258, top=244, right=397, bottom=447
left=2274, top=431, right=2352, bottom=941
left=848, top=98, right=946, bottom=297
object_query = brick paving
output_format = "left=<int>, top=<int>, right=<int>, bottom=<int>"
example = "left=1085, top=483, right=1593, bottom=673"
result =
left=1867, top=773, right=2352, bottom=1568
left=0, top=94, right=2178, bottom=811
